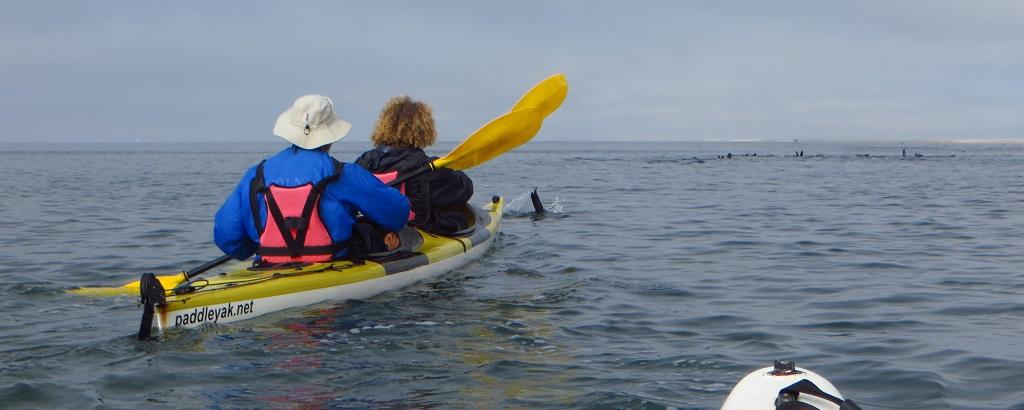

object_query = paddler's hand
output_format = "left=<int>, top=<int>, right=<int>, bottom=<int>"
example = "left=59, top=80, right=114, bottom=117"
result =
left=384, top=232, right=400, bottom=251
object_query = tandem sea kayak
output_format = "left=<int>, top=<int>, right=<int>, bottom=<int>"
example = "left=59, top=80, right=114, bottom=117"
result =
left=69, top=73, right=567, bottom=338
left=721, top=361, right=862, bottom=410
left=129, top=197, right=502, bottom=337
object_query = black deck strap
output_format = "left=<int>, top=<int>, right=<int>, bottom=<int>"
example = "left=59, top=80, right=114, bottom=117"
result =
left=376, top=251, right=430, bottom=275
left=138, top=272, right=166, bottom=341
left=250, top=161, right=267, bottom=235
left=776, top=379, right=862, bottom=410
left=355, top=247, right=402, bottom=261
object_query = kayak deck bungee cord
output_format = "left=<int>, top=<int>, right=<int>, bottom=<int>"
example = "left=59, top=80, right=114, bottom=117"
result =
left=135, top=197, right=502, bottom=338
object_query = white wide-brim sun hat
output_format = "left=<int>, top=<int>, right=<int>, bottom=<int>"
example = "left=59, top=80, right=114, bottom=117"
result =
left=273, top=95, right=352, bottom=150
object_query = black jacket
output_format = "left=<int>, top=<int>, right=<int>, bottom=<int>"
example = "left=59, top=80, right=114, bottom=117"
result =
left=355, top=146, right=474, bottom=234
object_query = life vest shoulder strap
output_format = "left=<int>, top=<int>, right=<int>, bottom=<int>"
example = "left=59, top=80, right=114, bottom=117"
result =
left=249, top=158, right=345, bottom=241
left=249, top=160, right=268, bottom=236
left=315, top=158, right=344, bottom=191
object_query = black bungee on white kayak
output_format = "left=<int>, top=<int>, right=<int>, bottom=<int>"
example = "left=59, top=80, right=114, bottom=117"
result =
left=721, top=361, right=862, bottom=410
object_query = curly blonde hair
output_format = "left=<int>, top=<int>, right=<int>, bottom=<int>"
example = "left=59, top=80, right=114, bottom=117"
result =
left=370, top=96, right=437, bottom=149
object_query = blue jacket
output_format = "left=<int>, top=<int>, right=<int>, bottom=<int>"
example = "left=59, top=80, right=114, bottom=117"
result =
left=214, top=146, right=410, bottom=260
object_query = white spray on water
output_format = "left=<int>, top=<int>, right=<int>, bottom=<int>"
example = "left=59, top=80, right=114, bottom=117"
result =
left=503, top=191, right=563, bottom=217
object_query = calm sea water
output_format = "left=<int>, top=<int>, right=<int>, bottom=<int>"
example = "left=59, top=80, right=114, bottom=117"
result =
left=1, top=141, right=1022, bottom=409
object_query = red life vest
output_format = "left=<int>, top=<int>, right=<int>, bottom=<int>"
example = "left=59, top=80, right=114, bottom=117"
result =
left=250, top=161, right=346, bottom=263
left=374, top=170, right=416, bottom=222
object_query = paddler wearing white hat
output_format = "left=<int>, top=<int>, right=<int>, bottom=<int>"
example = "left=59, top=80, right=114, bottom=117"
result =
left=213, top=95, right=410, bottom=264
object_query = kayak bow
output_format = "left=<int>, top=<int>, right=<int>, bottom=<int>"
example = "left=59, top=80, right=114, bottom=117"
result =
left=721, top=361, right=862, bottom=410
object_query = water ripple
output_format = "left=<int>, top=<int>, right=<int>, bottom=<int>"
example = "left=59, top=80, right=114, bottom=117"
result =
left=1, top=142, right=1023, bottom=408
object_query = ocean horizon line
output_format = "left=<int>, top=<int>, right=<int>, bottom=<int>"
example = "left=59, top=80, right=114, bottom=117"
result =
left=2, top=138, right=1023, bottom=146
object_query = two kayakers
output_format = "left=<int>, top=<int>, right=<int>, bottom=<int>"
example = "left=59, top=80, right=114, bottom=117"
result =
left=214, top=95, right=410, bottom=263
left=355, top=96, right=474, bottom=235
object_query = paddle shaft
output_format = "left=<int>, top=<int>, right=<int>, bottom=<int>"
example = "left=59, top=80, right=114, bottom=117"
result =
left=168, top=254, right=234, bottom=294
left=186, top=254, right=234, bottom=279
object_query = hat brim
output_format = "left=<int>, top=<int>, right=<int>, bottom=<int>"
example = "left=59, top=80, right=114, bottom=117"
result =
left=273, top=113, right=352, bottom=150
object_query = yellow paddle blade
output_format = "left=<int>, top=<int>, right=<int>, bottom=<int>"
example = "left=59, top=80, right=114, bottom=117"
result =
left=510, top=73, right=568, bottom=119
left=433, top=107, right=544, bottom=171
left=67, top=272, right=187, bottom=297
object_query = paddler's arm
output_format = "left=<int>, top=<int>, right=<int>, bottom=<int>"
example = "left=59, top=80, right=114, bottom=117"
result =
left=428, top=167, right=474, bottom=208
left=214, top=166, right=259, bottom=260
left=335, top=163, right=410, bottom=232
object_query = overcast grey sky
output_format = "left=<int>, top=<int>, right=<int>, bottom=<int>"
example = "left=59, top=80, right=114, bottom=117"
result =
left=2, top=1, right=1022, bottom=143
